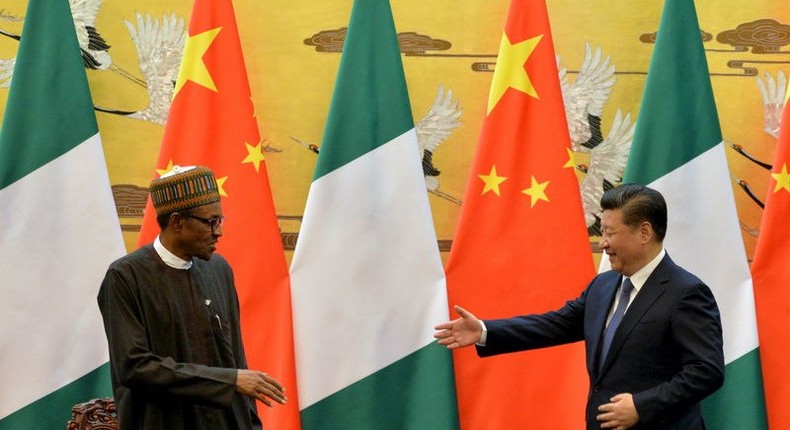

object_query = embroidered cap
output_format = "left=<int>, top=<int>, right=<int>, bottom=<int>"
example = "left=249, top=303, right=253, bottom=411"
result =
left=149, top=165, right=220, bottom=215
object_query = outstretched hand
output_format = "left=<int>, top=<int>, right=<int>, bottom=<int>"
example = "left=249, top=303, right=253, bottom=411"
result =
left=434, top=305, right=483, bottom=349
left=236, top=369, right=287, bottom=407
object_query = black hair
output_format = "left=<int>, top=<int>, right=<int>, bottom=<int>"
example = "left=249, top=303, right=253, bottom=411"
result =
left=600, top=184, right=667, bottom=241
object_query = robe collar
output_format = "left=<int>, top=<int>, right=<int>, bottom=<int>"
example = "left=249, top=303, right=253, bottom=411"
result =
left=154, top=235, right=193, bottom=270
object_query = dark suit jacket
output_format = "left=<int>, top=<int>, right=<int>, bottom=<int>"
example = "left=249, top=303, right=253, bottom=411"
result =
left=477, top=254, right=724, bottom=430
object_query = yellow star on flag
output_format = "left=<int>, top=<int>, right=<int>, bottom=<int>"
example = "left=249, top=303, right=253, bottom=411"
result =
left=522, top=176, right=550, bottom=207
left=771, top=163, right=790, bottom=193
left=487, top=33, right=543, bottom=114
left=156, top=159, right=175, bottom=177
left=174, top=27, right=222, bottom=96
left=564, top=148, right=576, bottom=169
left=242, top=142, right=266, bottom=173
left=216, top=176, right=228, bottom=197
left=479, top=165, right=508, bottom=196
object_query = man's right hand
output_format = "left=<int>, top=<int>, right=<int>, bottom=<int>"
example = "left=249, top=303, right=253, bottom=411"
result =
left=434, top=305, right=482, bottom=349
left=236, top=369, right=286, bottom=406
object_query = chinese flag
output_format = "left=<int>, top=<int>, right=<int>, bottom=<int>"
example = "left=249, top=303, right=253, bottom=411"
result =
left=445, top=0, right=594, bottom=428
left=137, top=0, right=301, bottom=428
left=752, top=87, right=790, bottom=430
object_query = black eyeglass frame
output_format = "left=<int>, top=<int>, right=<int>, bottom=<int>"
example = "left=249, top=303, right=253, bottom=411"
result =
left=180, top=213, right=225, bottom=231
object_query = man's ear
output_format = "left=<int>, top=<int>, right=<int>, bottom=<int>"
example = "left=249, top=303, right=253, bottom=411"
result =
left=639, top=221, right=654, bottom=243
left=169, top=213, right=185, bottom=232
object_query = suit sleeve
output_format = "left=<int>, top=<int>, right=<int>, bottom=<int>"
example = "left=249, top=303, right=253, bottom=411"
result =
left=98, top=267, right=238, bottom=407
left=631, top=282, right=724, bottom=424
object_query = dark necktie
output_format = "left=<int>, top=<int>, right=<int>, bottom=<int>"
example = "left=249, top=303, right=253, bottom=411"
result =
left=599, top=278, right=634, bottom=369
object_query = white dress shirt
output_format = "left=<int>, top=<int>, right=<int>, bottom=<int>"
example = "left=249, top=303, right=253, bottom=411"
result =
left=604, top=248, right=665, bottom=326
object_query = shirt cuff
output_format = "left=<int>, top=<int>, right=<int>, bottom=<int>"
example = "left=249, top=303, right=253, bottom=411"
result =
left=476, top=320, right=487, bottom=346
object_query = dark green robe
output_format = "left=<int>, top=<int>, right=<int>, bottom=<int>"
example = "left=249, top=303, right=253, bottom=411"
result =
left=98, top=245, right=262, bottom=430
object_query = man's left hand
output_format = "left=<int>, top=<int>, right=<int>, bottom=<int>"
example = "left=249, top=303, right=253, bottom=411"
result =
left=596, top=393, right=639, bottom=430
left=236, top=369, right=286, bottom=407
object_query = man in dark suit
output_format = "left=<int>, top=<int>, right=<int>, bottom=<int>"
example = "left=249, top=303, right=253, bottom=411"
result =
left=435, top=184, right=724, bottom=430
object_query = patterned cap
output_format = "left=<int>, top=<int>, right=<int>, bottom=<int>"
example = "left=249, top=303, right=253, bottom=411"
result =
left=149, top=165, right=220, bottom=215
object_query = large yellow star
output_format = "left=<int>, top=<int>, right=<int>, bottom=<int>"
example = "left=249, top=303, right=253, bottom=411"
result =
left=242, top=142, right=266, bottom=173
left=487, top=33, right=543, bottom=114
left=174, top=27, right=222, bottom=96
left=479, top=165, right=508, bottom=196
left=155, top=159, right=174, bottom=176
left=772, top=163, right=790, bottom=193
left=216, top=176, right=228, bottom=197
left=521, top=176, right=550, bottom=207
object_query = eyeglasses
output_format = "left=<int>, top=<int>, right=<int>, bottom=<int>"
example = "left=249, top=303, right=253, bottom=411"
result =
left=181, top=213, right=225, bottom=231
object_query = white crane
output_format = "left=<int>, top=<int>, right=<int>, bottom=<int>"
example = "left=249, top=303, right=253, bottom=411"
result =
left=559, top=43, right=634, bottom=234
left=558, top=42, right=616, bottom=152
left=121, top=12, right=186, bottom=124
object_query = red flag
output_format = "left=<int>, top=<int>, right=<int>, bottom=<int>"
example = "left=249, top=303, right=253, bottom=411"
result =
left=137, top=0, right=301, bottom=427
left=445, top=0, right=594, bottom=427
left=752, top=88, right=790, bottom=430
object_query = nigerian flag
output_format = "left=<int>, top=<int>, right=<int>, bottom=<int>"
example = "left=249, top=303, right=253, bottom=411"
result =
left=289, top=0, right=459, bottom=428
left=608, top=0, right=767, bottom=427
left=0, top=0, right=125, bottom=428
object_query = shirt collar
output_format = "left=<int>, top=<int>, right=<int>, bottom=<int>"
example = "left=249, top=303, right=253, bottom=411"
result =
left=154, top=235, right=193, bottom=270
left=624, top=248, right=665, bottom=293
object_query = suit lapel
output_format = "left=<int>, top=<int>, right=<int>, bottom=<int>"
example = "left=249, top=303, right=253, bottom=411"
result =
left=597, top=255, right=673, bottom=377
